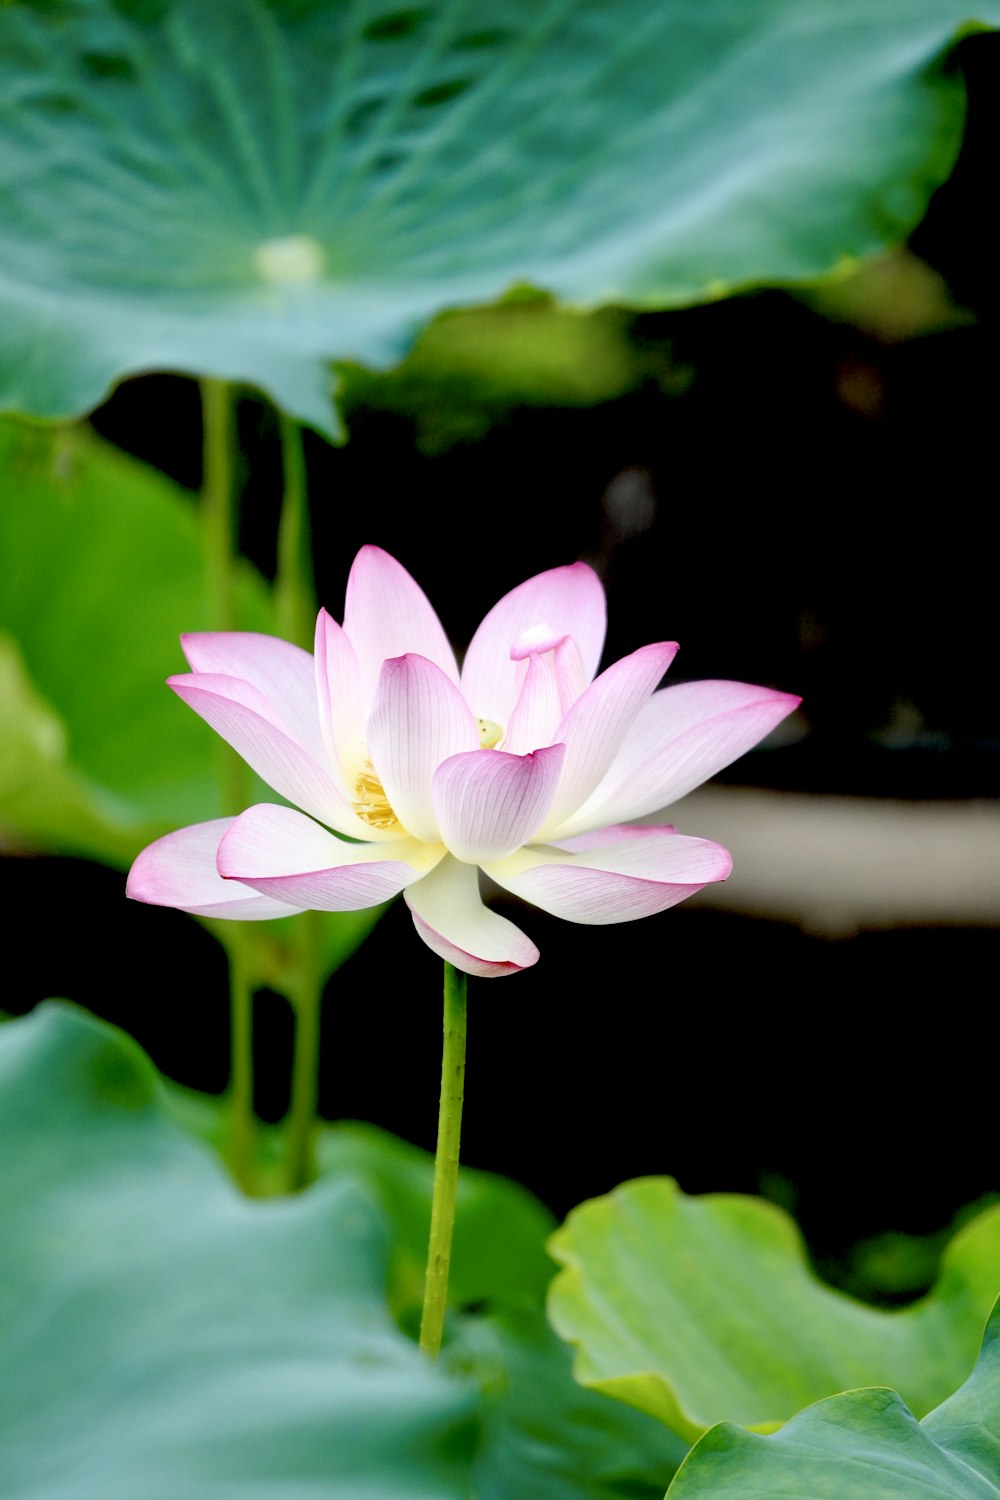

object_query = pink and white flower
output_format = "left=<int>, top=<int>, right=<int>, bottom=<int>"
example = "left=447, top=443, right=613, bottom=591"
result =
left=127, top=547, right=799, bottom=978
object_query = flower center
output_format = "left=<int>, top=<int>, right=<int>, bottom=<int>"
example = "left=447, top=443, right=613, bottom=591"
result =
left=353, top=762, right=402, bottom=831
left=477, top=718, right=504, bottom=749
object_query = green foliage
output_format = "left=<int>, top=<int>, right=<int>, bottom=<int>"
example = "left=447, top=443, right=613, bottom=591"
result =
left=1, top=0, right=995, bottom=433
left=316, top=1123, right=558, bottom=1314
left=0, top=416, right=382, bottom=980
left=667, top=1303, right=1000, bottom=1496
left=0, top=417, right=270, bottom=859
left=0, top=629, right=143, bottom=866
left=449, top=1309, right=687, bottom=1500
left=549, top=1176, right=1000, bottom=1443
left=0, top=1004, right=686, bottom=1498
left=338, top=298, right=686, bottom=452
left=0, top=1002, right=478, bottom=1499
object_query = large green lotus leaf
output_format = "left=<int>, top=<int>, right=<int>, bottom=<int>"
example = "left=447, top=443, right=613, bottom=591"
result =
left=160, top=1081, right=558, bottom=1310
left=313, top=1138, right=690, bottom=1497
left=548, top=1177, right=1000, bottom=1443
left=160, top=1079, right=687, bottom=1498
left=1, top=0, right=998, bottom=435
left=666, top=1301, right=1000, bottom=1498
left=0, top=1002, right=478, bottom=1499
left=448, top=1307, right=688, bottom=1500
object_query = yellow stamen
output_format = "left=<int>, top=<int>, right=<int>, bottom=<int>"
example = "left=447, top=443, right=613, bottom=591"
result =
left=353, top=763, right=401, bottom=831
left=477, top=718, right=504, bottom=749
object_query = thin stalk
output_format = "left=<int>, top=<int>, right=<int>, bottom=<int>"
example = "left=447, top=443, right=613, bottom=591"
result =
left=274, top=412, right=315, bottom=649
left=201, top=377, right=255, bottom=1184
left=419, top=963, right=468, bottom=1358
left=201, top=378, right=236, bottom=630
left=227, top=928, right=255, bottom=1191
left=284, top=908, right=326, bottom=1191
left=273, top=413, right=324, bottom=1191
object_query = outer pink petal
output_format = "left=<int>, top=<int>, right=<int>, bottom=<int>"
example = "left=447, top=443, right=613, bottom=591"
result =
left=181, top=631, right=326, bottom=763
left=217, top=804, right=441, bottom=910
left=314, top=608, right=366, bottom=784
left=485, top=830, right=732, bottom=924
left=432, top=744, right=565, bottom=864
left=548, top=822, right=676, bottom=851
left=405, top=856, right=539, bottom=979
left=460, top=563, right=607, bottom=725
left=126, top=818, right=297, bottom=920
left=542, top=641, right=678, bottom=832
left=557, top=681, right=802, bottom=836
left=504, top=652, right=563, bottom=755
left=343, top=546, right=459, bottom=710
left=366, top=654, right=478, bottom=842
left=168, top=672, right=378, bottom=839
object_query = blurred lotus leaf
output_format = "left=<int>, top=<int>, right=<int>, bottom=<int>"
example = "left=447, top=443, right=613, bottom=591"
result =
left=1, top=0, right=997, bottom=434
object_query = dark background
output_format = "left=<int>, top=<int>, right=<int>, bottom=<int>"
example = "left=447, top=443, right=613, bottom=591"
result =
left=5, top=32, right=999, bottom=1292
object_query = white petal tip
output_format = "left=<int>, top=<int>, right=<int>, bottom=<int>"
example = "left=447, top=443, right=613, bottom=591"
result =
left=410, top=909, right=540, bottom=978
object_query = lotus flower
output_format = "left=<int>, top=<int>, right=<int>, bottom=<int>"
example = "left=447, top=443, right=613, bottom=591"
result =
left=127, top=547, right=799, bottom=977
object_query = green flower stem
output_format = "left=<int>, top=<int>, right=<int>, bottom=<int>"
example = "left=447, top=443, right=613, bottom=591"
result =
left=274, top=412, right=315, bottom=650
left=283, top=908, right=326, bottom=1191
left=201, top=376, right=256, bottom=1187
left=272, top=412, right=325, bottom=1192
left=419, top=962, right=468, bottom=1359
left=201, top=378, right=236, bottom=630
left=227, top=928, right=255, bottom=1191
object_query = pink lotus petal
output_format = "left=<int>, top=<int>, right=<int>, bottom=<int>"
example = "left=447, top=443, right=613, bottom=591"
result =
left=542, top=641, right=678, bottom=832
left=405, top=856, right=539, bottom=979
left=168, top=672, right=379, bottom=840
left=504, top=653, right=563, bottom=755
left=314, top=608, right=366, bottom=784
left=548, top=822, right=677, bottom=851
left=510, top=624, right=568, bottom=658
left=218, top=803, right=440, bottom=910
left=126, top=818, right=297, bottom=919
left=181, top=631, right=326, bottom=763
left=509, top=632, right=589, bottom=718
left=461, top=563, right=606, bottom=725
left=549, top=635, right=589, bottom=714
left=559, top=681, right=801, bottom=835
left=433, top=743, right=565, bottom=864
left=485, top=831, right=732, bottom=924
left=366, top=654, right=478, bottom=842
left=343, top=546, right=459, bottom=710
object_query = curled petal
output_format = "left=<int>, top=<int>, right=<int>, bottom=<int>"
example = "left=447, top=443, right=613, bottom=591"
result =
left=433, top=743, right=565, bottom=864
left=126, top=818, right=297, bottom=920
left=543, top=641, right=678, bottom=832
left=181, top=631, right=326, bottom=764
left=314, top=608, right=366, bottom=783
left=405, top=856, right=539, bottom=979
left=217, top=804, right=441, bottom=910
left=168, top=672, right=378, bottom=839
left=504, top=652, right=563, bottom=756
left=366, top=654, right=478, bottom=842
left=343, top=545, right=459, bottom=710
left=461, top=563, right=606, bottom=724
left=485, top=829, right=732, bottom=924
left=557, top=681, right=802, bottom=836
